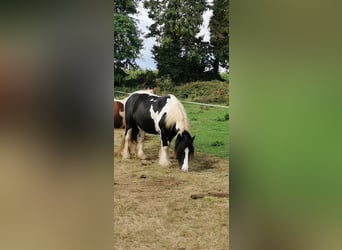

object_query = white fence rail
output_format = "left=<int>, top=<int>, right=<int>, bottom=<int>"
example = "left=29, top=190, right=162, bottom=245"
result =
left=114, top=90, right=229, bottom=109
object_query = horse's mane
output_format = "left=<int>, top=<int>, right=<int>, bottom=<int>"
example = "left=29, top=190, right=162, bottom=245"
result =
left=164, top=95, right=189, bottom=134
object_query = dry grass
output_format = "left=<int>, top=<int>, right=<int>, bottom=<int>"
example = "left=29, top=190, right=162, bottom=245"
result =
left=114, top=129, right=229, bottom=250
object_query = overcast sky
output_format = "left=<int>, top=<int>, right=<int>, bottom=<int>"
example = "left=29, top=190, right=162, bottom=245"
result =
left=134, top=1, right=213, bottom=70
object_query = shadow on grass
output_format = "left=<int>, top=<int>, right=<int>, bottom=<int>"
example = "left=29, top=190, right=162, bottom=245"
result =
left=190, top=153, right=221, bottom=172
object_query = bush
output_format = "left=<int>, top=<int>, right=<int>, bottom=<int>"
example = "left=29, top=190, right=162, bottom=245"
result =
left=157, top=76, right=174, bottom=93
left=118, top=70, right=158, bottom=88
left=136, top=70, right=157, bottom=87
left=114, top=71, right=229, bottom=105
left=172, top=81, right=229, bottom=104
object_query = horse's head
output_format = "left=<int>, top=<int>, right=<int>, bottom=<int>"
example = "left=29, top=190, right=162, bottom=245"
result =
left=175, top=130, right=195, bottom=172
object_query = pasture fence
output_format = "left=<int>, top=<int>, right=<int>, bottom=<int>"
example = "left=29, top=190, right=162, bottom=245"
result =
left=114, top=90, right=229, bottom=109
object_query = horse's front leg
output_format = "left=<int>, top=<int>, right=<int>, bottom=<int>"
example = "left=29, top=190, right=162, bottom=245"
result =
left=159, top=132, right=171, bottom=167
left=136, top=129, right=147, bottom=160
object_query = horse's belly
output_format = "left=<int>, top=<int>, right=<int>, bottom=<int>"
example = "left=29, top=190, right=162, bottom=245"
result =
left=136, top=120, right=158, bottom=135
left=143, top=128, right=159, bottom=135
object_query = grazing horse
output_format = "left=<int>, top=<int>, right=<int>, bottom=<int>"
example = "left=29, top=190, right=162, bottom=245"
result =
left=121, top=91, right=195, bottom=172
left=113, top=99, right=125, bottom=128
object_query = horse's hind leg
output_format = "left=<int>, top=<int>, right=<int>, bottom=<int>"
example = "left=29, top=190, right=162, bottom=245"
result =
left=121, top=128, right=131, bottom=159
left=136, top=129, right=147, bottom=160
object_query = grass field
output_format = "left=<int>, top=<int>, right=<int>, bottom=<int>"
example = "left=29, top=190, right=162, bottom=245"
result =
left=183, top=103, right=229, bottom=159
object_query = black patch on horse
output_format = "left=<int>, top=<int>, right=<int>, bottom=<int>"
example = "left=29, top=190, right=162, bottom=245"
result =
left=151, top=95, right=170, bottom=113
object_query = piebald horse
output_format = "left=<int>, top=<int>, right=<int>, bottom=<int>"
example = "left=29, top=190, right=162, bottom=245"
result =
left=121, top=91, right=195, bottom=172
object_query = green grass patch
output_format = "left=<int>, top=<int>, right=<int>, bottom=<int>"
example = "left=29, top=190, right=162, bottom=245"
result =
left=183, top=103, right=229, bottom=159
left=220, top=72, right=229, bottom=82
left=215, top=113, right=230, bottom=121
left=211, top=141, right=225, bottom=147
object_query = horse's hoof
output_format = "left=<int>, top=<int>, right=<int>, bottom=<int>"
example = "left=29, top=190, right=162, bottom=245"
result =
left=159, top=160, right=172, bottom=167
left=137, top=153, right=147, bottom=160
left=121, top=152, right=130, bottom=159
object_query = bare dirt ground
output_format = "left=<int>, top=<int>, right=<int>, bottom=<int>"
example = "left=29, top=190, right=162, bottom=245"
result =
left=114, top=128, right=229, bottom=250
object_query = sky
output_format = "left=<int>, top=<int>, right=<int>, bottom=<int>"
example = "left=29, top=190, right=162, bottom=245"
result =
left=134, top=1, right=213, bottom=70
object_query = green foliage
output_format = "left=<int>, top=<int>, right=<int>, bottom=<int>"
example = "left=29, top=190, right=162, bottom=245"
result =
left=115, top=0, right=138, bottom=14
left=136, top=70, right=157, bottom=87
left=114, top=71, right=229, bottom=104
left=119, top=69, right=157, bottom=88
left=144, top=0, right=218, bottom=84
left=209, top=0, right=229, bottom=73
left=156, top=76, right=174, bottom=92
left=170, top=81, right=229, bottom=104
left=124, top=69, right=146, bottom=81
left=114, top=0, right=143, bottom=85
left=113, top=0, right=229, bottom=86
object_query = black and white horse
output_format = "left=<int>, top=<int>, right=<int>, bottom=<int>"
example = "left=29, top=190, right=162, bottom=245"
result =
left=120, top=91, right=195, bottom=172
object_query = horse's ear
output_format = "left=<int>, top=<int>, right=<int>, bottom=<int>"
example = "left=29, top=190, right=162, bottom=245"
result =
left=191, top=136, right=195, bottom=142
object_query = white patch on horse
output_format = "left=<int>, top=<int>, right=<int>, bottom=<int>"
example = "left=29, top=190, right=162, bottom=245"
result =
left=181, top=147, right=189, bottom=172
left=149, top=106, right=161, bottom=133
left=149, top=97, right=172, bottom=133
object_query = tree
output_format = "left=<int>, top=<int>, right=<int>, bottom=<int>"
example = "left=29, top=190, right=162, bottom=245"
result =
left=114, top=0, right=143, bottom=85
left=144, top=0, right=210, bottom=84
left=209, top=0, right=229, bottom=74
